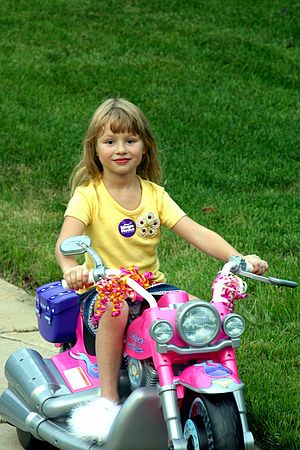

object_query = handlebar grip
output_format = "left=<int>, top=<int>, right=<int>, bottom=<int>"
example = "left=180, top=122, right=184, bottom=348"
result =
left=225, top=256, right=253, bottom=274
left=61, top=271, right=96, bottom=290
left=61, top=279, right=69, bottom=290
left=244, top=261, right=254, bottom=273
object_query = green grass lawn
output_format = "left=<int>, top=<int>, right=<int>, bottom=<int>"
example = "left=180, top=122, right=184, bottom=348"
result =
left=0, top=1, right=299, bottom=448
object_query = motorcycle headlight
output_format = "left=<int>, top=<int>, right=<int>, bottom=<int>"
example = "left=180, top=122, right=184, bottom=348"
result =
left=223, top=314, right=245, bottom=338
left=150, top=320, right=174, bottom=343
left=176, top=300, right=220, bottom=346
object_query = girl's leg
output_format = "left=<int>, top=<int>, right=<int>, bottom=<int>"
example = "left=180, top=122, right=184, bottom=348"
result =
left=95, top=301, right=129, bottom=403
left=68, top=301, right=129, bottom=442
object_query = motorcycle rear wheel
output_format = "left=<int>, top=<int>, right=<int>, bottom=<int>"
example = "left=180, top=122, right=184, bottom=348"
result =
left=16, top=428, right=55, bottom=450
left=182, top=392, right=244, bottom=450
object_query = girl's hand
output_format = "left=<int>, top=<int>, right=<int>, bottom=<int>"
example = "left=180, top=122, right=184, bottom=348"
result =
left=63, top=264, right=90, bottom=291
left=244, top=254, right=269, bottom=275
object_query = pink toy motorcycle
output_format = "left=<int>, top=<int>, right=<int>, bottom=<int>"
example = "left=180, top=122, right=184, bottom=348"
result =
left=0, top=236, right=297, bottom=450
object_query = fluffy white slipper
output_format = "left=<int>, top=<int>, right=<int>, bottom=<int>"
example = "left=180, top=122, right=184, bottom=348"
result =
left=68, top=397, right=121, bottom=443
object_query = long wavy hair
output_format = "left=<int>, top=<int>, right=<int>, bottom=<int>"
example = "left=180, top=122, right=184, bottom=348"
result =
left=70, top=98, right=162, bottom=194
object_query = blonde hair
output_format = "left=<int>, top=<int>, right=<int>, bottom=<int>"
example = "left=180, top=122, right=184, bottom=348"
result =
left=70, top=98, right=162, bottom=194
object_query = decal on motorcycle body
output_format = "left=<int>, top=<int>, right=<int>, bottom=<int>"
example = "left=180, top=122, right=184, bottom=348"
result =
left=127, top=342, right=144, bottom=354
left=212, top=378, right=234, bottom=388
left=127, top=331, right=145, bottom=354
left=128, top=358, right=143, bottom=388
left=129, top=331, right=145, bottom=344
left=63, top=367, right=92, bottom=390
left=195, top=362, right=231, bottom=377
left=69, top=351, right=99, bottom=378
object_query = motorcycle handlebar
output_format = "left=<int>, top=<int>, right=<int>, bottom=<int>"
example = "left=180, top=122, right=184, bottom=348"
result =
left=61, top=253, right=298, bottom=292
left=238, top=271, right=298, bottom=288
left=61, top=268, right=119, bottom=290
left=221, top=256, right=298, bottom=288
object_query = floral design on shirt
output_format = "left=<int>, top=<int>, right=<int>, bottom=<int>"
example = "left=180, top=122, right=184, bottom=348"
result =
left=137, top=212, right=160, bottom=238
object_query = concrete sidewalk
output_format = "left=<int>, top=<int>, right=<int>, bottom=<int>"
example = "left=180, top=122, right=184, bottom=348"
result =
left=0, top=279, right=54, bottom=450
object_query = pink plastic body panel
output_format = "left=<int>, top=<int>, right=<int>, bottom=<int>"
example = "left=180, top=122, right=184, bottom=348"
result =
left=125, top=291, right=241, bottom=388
left=178, top=361, right=241, bottom=390
left=125, top=291, right=189, bottom=359
left=157, top=290, right=189, bottom=307
left=50, top=290, right=241, bottom=393
left=51, top=316, right=99, bottom=393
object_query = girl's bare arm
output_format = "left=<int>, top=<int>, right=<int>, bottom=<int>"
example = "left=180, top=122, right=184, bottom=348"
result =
left=55, top=216, right=90, bottom=290
left=171, top=216, right=268, bottom=274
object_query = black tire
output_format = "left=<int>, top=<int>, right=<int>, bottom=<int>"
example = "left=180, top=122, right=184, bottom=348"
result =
left=59, top=342, right=74, bottom=353
left=16, top=428, right=55, bottom=450
left=182, top=392, right=244, bottom=450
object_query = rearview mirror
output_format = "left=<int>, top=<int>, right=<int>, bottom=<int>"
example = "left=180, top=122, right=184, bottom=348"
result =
left=60, top=235, right=91, bottom=256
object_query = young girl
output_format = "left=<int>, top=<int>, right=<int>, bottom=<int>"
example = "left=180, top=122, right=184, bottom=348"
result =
left=55, top=97, right=268, bottom=443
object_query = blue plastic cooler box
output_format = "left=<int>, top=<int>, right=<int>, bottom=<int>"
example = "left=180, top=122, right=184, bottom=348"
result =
left=36, top=281, right=80, bottom=343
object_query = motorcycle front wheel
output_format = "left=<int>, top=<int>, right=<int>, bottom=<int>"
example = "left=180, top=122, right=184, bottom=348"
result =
left=182, top=392, right=244, bottom=450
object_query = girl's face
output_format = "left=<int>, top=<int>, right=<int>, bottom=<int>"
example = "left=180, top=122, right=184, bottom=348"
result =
left=96, top=122, right=145, bottom=179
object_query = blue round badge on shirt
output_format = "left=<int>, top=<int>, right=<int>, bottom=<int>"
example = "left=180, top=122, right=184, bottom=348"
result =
left=118, top=219, right=136, bottom=238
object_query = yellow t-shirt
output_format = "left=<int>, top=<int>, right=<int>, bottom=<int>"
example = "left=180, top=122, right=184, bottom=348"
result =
left=64, top=178, right=186, bottom=283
